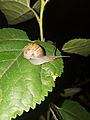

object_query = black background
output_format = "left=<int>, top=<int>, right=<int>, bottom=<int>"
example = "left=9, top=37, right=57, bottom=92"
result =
left=0, top=0, right=90, bottom=120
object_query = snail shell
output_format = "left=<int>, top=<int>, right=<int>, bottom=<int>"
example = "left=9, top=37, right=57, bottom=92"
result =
left=23, top=43, right=45, bottom=60
left=23, top=43, right=70, bottom=65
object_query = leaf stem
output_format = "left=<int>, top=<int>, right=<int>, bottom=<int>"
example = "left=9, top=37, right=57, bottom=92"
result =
left=29, top=8, right=40, bottom=24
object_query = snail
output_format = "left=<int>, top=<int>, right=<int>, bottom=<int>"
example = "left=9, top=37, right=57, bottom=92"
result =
left=23, top=43, right=69, bottom=65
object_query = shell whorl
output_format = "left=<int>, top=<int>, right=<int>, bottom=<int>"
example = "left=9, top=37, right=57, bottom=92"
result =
left=23, top=43, right=45, bottom=59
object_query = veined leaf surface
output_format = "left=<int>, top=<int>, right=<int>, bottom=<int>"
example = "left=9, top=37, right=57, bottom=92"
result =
left=0, top=0, right=40, bottom=24
left=0, top=28, right=64, bottom=120
left=62, top=39, right=90, bottom=56
left=53, top=100, right=90, bottom=120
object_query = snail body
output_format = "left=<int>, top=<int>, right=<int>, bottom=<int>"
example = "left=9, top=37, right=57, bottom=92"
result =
left=23, top=43, right=69, bottom=65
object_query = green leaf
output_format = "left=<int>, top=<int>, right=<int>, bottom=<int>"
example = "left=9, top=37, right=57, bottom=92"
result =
left=60, top=87, right=81, bottom=98
left=54, top=100, right=90, bottom=120
left=0, top=0, right=40, bottom=24
left=62, top=39, right=90, bottom=56
left=0, top=28, right=64, bottom=120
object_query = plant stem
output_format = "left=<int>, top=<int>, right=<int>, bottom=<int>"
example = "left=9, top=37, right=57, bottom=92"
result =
left=50, top=107, right=58, bottom=120
left=39, top=0, right=48, bottom=41
left=30, top=0, right=48, bottom=41
left=39, top=0, right=44, bottom=41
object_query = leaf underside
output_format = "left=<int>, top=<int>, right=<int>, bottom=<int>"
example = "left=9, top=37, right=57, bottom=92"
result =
left=62, top=39, right=90, bottom=56
left=0, top=0, right=41, bottom=24
left=0, top=28, right=64, bottom=120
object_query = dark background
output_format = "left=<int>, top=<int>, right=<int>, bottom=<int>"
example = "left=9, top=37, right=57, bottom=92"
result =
left=0, top=0, right=90, bottom=120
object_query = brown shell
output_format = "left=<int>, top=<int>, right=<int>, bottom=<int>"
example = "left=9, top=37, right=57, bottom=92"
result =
left=23, top=43, right=45, bottom=59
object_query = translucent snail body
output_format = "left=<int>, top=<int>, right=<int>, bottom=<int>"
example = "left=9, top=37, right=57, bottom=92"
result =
left=23, top=43, right=69, bottom=65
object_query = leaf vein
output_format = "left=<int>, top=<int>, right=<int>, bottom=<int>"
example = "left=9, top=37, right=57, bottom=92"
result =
left=0, top=52, right=22, bottom=79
